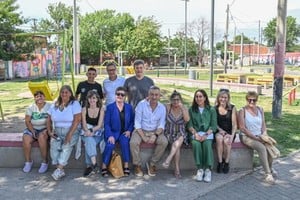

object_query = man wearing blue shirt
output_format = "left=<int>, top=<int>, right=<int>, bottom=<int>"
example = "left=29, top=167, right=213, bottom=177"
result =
left=130, top=86, right=168, bottom=177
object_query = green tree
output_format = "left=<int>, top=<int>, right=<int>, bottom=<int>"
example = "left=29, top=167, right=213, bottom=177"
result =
left=124, top=16, right=163, bottom=61
left=0, top=0, right=35, bottom=60
left=263, top=16, right=300, bottom=51
left=80, top=10, right=135, bottom=64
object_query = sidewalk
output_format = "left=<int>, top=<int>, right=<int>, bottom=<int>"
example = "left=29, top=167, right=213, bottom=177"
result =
left=0, top=150, right=299, bottom=200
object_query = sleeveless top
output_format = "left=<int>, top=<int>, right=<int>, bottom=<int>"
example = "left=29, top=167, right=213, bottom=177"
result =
left=165, top=107, right=188, bottom=145
left=86, top=108, right=100, bottom=126
left=216, top=105, right=234, bottom=135
left=244, top=108, right=262, bottom=136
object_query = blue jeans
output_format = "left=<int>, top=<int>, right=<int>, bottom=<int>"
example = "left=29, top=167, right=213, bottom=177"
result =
left=50, top=127, right=79, bottom=166
left=82, top=135, right=103, bottom=166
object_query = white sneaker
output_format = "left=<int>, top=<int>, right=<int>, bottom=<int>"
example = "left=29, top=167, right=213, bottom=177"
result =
left=51, top=168, right=65, bottom=181
left=23, top=161, right=33, bottom=173
left=264, top=174, right=275, bottom=184
left=196, top=169, right=204, bottom=182
left=204, top=169, right=212, bottom=183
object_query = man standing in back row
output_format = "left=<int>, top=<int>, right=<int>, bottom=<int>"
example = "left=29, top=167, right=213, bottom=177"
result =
left=124, top=59, right=154, bottom=108
left=75, top=67, right=104, bottom=107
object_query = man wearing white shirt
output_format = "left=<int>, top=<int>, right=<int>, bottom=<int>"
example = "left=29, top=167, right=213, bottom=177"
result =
left=130, top=86, right=168, bottom=177
left=103, top=62, right=125, bottom=105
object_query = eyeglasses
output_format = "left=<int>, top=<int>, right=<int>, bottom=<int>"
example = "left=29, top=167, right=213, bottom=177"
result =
left=195, top=95, right=203, bottom=98
left=172, top=98, right=180, bottom=102
left=116, top=92, right=125, bottom=97
left=248, top=98, right=257, bottom=103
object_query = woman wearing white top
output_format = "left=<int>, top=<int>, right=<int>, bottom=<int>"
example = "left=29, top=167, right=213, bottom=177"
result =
left=238, top=91, right=277, bottom=184
left=47, top=85, right=82, bottom=181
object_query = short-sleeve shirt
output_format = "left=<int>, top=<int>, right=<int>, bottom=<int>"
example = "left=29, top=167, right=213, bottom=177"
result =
left=103, top=76, right=125, bottom=105
left=124, top=76, right=154, bottom=108
left=26, top=102, right=52, bottom=130
left=75, top=81, right=104, bottom=107
left=48, top=100, right=81, bottom=128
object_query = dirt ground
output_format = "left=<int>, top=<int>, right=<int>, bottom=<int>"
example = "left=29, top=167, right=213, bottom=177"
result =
left=0, top=113, right=25, bottom=133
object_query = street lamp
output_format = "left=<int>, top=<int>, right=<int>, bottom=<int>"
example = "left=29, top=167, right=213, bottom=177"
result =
left=182, top=0, right=189, bottom=73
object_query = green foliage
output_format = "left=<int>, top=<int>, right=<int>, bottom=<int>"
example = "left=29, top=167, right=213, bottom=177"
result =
left=263, top=16, right=300, bottom=51
left=169, top=32, right=197, bottom=60
left=0, top=0, right=30, bottom=60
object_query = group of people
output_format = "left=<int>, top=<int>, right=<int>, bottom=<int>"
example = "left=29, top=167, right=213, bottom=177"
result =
left=22, top=59, right=277, bottom=184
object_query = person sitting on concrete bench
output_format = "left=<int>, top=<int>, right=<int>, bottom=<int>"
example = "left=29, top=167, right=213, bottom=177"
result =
left=130, top=86, right=168, bottom=177
left=162, top=90, right=190, bottom=178
left=214, top=88, right=237, bottom=174
left=23, top=90, right=51, bottom=173
left=187, top=89, right=217, bottom=183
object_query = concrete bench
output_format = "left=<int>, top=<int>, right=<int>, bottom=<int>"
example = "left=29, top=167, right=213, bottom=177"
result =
left=0, top=133, right=253, bottom=171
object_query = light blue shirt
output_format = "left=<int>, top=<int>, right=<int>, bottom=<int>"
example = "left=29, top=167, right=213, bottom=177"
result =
left=134, top=99, right=166, bottom=131
left=103, top=76, right=125, bottom=105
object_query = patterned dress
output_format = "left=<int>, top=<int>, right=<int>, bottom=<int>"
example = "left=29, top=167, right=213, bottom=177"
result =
left=165, top=109, right=188, bottom=145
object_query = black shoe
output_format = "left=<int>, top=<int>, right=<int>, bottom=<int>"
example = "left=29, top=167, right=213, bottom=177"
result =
left=102, top=168, right=108, bottom=177
left=223, top=162, right=229, bottom=174
left=92, top=164, right=100, bottom=174
left=124, top=167, right=130, bottom=177
left=217, top=162, right=223, bottom=173
left=83, top=167, right=93, bottom=177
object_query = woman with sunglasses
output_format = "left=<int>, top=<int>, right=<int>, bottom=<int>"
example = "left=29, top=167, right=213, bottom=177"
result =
left=81, top=90, right=105, bottom=177
left=187, top=89, right=217, bottom=183
left=101, top=86, right=134, bottom=177
left=162, top=90, right=190, bottom=178
left=214, top=89, right=237, bottom=174
left=238, top=91, right=277, bottom=184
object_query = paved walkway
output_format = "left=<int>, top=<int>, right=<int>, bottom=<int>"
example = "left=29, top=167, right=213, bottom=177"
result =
left=0, top=150, right=299, bottom=200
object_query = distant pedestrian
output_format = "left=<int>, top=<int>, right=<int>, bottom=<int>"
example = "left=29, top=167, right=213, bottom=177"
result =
left=162, top=90, right=190, bottom=178
left=214, top=89, right=237, bottom=174
left=124, top=59, right=154, bottom=108
left=187, top=89, right=217, bottom=183
left=238, top=91, right=277, bottom=184
left=103, top=62, right=125, bottom=105
left=75, top=67, right=104, bottom=107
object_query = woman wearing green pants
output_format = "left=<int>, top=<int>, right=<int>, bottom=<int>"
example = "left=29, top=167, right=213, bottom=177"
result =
left=187, top=89, right=217, bottom=183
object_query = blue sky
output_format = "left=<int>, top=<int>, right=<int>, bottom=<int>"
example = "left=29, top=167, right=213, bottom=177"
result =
left=17, top=0, right=300, bottom=41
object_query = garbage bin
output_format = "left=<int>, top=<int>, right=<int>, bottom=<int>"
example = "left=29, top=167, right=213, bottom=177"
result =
left=189, top=69, right=196, bottom=80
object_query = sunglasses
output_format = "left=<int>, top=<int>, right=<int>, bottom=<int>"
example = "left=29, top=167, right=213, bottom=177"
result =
left=248, top=98, right=257, bottom=103
left=116, top=93, right=125, bottom=97
left=219, top=88, right=229, bottom=93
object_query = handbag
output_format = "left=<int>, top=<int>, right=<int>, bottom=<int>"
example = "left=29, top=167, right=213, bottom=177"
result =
left=108, top=151, right=124, bottom=178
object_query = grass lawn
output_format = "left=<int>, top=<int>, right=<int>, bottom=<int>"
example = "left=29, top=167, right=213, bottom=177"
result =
left=0, top=74, right=299, bottom=157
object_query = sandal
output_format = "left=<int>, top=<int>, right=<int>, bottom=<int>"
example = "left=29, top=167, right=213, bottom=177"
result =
left=174, top=170, right=182, bottom=179
left=101, top=168, right=108, bottom=177
left=162, top=161, right=170, bottom=169
left=124, top=167, right=130, bottom=176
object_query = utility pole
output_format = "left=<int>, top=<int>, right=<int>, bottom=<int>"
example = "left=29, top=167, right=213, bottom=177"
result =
left=258, top=20, right=261, bottom=64
left=73, top=0, right=80, bottom=75
left=272, top=0, right=287, bottom=118
left=182, top=0, right=189, bottom=73
left=224, top=4, right=229, bottom=73
left=240, top=33, right=244, bottom=68
left=168, top=29, right=171, bottom=69
left=209, top=0, right=215, bottom=97
left=233, top=26, right=236, bottom=66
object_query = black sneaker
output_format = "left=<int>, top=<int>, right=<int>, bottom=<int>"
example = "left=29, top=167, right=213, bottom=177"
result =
left=217, top=162, right=223, bottom=173
left=92, top=164, right=100, bottom=174
left=83, top=167, right=93, bottom=177
left=223, top=162, right=229, bottom=174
